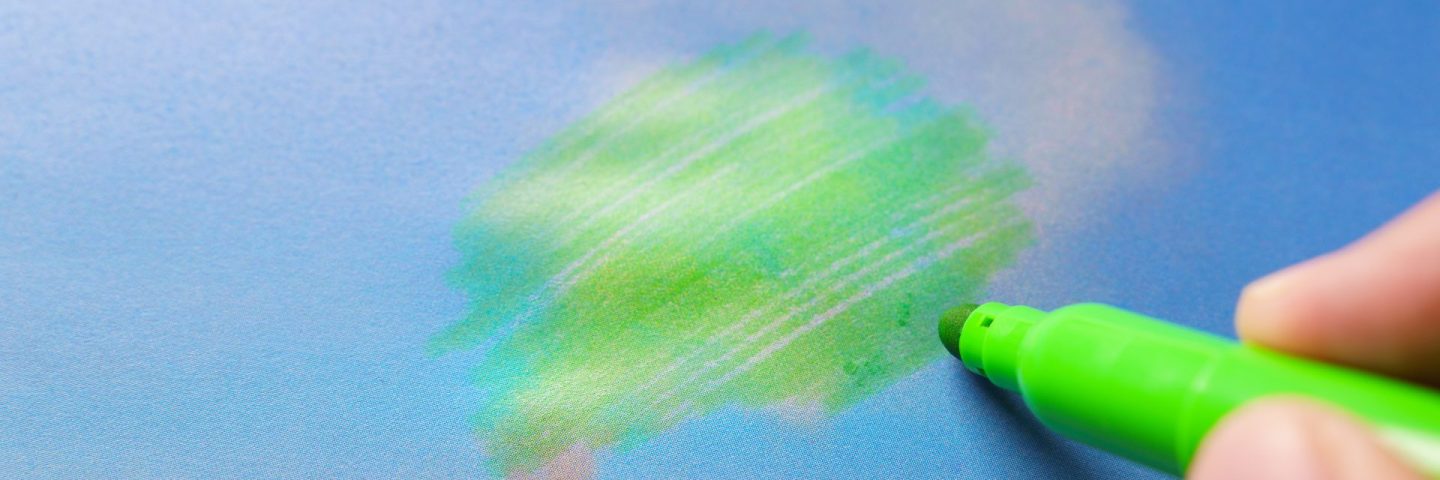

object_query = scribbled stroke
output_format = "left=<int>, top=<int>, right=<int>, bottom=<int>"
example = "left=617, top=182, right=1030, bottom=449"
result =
left=434, top=33, right=1033, bottom=475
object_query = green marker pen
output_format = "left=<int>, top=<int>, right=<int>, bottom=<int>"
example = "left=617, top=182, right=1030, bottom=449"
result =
left=938, top=302, right=1440, bottom=476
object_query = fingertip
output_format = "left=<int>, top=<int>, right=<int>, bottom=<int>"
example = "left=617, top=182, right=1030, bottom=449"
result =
left=1234, top=258, right=1331, bottom=352
left=1189, top=397, right=1422, bottom=480
left=1189, top=397, right=1320, bottom=480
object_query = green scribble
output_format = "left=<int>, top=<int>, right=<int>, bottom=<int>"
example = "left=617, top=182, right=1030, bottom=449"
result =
left=436, top=33, right=1033, bottom=475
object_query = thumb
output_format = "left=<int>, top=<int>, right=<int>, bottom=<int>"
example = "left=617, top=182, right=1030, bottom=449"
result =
left=1188, top=397, right=1422, bottom=480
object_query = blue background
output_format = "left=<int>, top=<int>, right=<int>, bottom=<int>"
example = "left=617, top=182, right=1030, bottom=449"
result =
left=3, top=1, right=1436, bottom=477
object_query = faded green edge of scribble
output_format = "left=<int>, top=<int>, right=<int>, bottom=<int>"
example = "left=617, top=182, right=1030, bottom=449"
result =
left=434, top=32, right=1034, bottom=475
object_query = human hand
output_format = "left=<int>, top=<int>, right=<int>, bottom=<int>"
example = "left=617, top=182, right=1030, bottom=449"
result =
left=1188, top=191, right=1440, bottom=479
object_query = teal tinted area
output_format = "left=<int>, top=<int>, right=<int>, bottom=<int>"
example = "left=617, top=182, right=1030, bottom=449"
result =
left=435, top=34, right=1033, bottom=475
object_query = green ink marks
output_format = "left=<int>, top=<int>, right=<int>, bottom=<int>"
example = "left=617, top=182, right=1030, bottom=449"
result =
left=436, top=33, right=1033, bottom=475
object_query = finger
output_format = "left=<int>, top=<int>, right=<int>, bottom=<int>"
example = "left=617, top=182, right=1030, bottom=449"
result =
left=1236, top=190, right=1440, bottom=385
left=1188, top=397, right=1422, bottom=480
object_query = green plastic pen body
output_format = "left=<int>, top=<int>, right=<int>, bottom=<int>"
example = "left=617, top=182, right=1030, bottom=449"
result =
left=939, top=302, right=1440, bottom=476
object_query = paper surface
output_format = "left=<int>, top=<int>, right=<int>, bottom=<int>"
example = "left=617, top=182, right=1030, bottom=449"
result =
left=3, top=1, right=1437, bottom=478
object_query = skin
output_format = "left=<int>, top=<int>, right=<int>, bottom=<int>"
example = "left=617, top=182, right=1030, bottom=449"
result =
left=1189, top=191, right=1440, bottom=479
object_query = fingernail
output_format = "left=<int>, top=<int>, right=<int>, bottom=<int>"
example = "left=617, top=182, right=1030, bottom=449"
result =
left=1235, top=268, right=1300, bottom=340
left=1243, top=268, right=1298, bottom=305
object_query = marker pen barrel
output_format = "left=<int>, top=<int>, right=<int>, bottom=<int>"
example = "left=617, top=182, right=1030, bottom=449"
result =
left=938, top=302, right=1440, bottom=475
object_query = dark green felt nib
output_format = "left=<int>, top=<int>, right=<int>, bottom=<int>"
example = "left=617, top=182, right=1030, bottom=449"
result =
left=939, top=303, right=978, bottom=359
